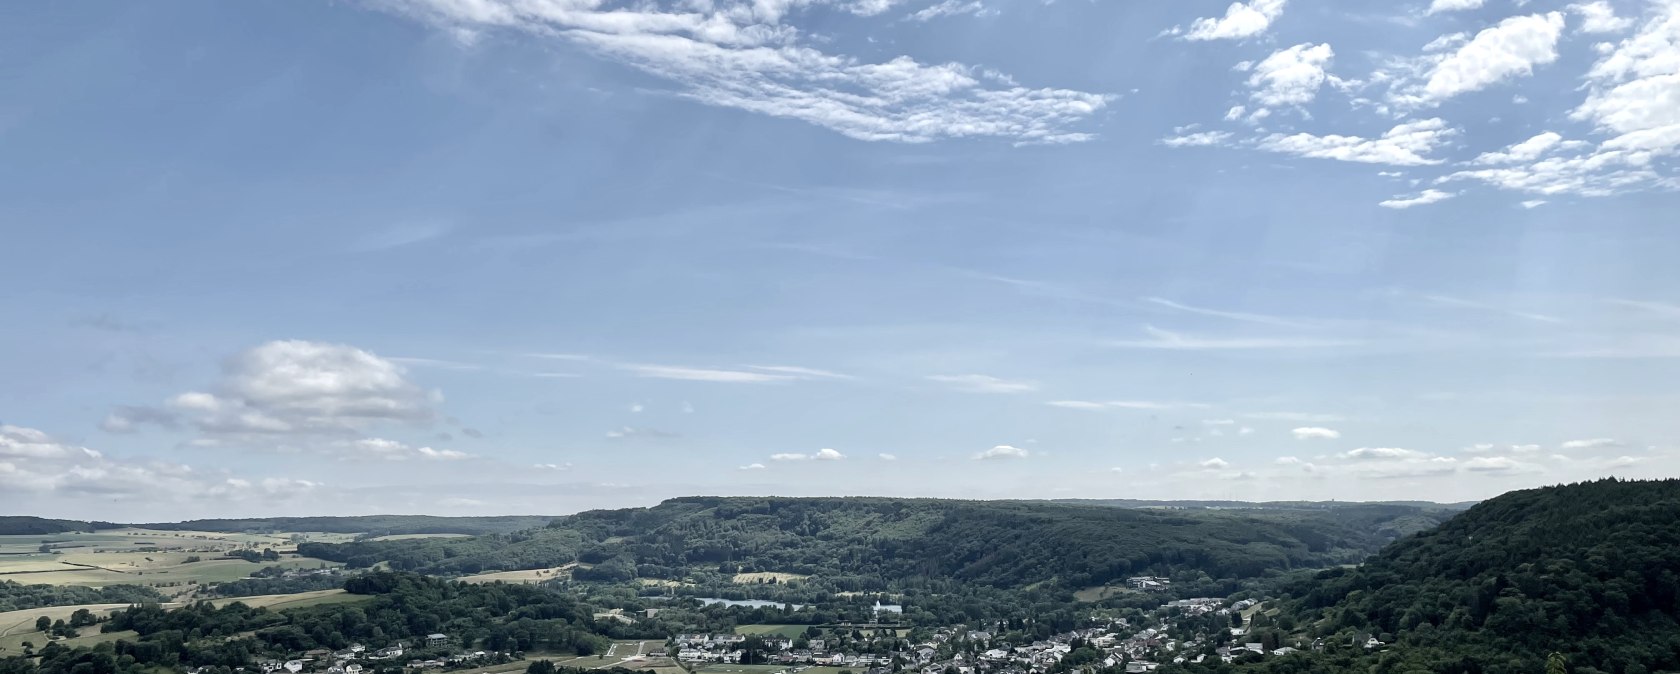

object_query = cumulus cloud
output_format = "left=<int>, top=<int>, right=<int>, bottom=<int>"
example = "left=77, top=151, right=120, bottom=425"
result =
left=975, top=445, right=1029, bottom=460
left=1571, top=1, right=1633, bottom=33
left=377, top=0, right=1109, bottom=144
left=738, top=462, right=767, bottom=470
left=1341, top=447, right=1426, bottom=460
left=1561, top=437, right=1621, bottom=449
left=1160, top=131, right=1235, bottom=147
left=349, top=438, right=475, bottom=461
left=1169, top=0, right=1288, bottom=41
left=770, top=448, right=847, bottom=461
left=1248, top=43, right=1336, bottom=108
left=0, top=424, right=318, bottom=505
left=1426, top=0, right=1484, bottom=15
left=1463, top=455, right=1529, bottom=473
left=1199, top=457, right=1230, bottom=469
left=1471, top=132, right=1567, bottom=164
left=1571, top=4, right=1680, bottom=160
left=533, top=462, right=572, bottom=470
left=1379, top=188, right=1457, bottom=209
left=878, top=453, right=898, bottom=461
left=1292, top=427, right=1343, bottom=440
left=1274, top=456, right=1303, bottom=465
left=1396, top=12, right=1566, bottom=107
left=109, top=340, right=440, bottom=444
left=1255, top=118, right=1457, bottom=165
left=926, top=374, right=1037, bottom=393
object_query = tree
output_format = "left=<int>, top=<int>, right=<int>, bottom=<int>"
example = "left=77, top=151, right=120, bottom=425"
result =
left=35, top=616, right=50, bottom=633
left=527, top=660, right=557, bottom=674
left=1547, top=652, right=1568, bottom=674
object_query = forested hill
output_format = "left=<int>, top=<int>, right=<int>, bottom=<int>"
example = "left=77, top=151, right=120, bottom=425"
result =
left=130, top=515, right=554, bottom=535
left=300, top=497, right=1454, bottom=590
left=0, top=516, right=116, bottom=535
left=1179, top=478, right=1680, bottom=674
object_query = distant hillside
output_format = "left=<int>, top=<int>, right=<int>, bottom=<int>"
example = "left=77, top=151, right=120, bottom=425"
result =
left=132, top=515, right=554, bottom=535
left=0, top=516, right=115, bottom=535
left=299, top=496, right=1456, bottom=589
left=1173, top=478, right=1680, bottom=674
left=1053, top=498, right=1477, bottom=511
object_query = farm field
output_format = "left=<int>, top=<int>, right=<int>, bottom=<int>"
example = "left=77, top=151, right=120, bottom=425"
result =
left=208, top=589, right=368, bottom=610
left=458, top=564, right=577, bottom=584
left=734, top=624, right=810, bottom=638
left=0, top=528, right=347, bottom=594
left=365, top=534, right=471, bottom=542
left=691, top=664, right=854, bottom=674
left=731, top=572, right=808, bottom=584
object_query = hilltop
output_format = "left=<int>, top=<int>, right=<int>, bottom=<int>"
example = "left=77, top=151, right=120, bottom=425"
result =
left=298, top=496, right=1457, bottom=590
left=1170, top=478, right=1680, bottom=674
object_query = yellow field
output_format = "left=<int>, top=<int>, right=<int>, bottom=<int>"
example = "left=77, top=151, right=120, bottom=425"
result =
left=364, top=534, right=471, bottom=542
left=459, top=564, right=576, bottom=584
left=636, top=578, right=688, bottom=588
left=731, top=572, right=809, bottom=584
left=208, top=589, right=369, bottom=610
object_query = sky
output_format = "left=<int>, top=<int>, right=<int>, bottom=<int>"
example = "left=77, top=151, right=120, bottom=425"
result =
left=3, top=0, right=1680, bottom=520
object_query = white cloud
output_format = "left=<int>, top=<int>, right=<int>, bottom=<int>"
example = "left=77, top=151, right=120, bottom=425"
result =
left=629, top=403, right=645, bottom=413
left=1199, top=457, right=1230, bottom=469
left=769, top=448, right=847, bottom=461
left=1407, top=13, right=1567, bottom=106
left=0, top=424, right=318, bottom=505
left=1160, top=131, right=1235, bottom=147
left=1521, top=199, right=1549, bottom=208
left=1341, top=447, right=1426, bottom=460
left=380, top=0, right=1109, bottom=144
left=1292, top=426, right=1342, bottom=440
left=878, top=453, right=898, bottom=461
left=739, top=462, right=767, bottom=470
left=1570, top=4, right=1680, bottom=161
left=975, top=444, right=1030, bottom=460
left=1256, top=118, right=1457, bottom=166
left=534, top=462, right=572, bottom=470
left=1426, top=0, right=1484, bottom=15
left=1571, top=2, right=1633, bottom=33
left=1463, top=456, right=1527, bottom=472
left=1561, top=437, right=1620, bottom=449
left=111, top=340, right=439, bottom=442
left=1274, top=456, right=1303, bottom=464
left=1248, top=43, right=1336, bottom=108
left=745, top=365, right=855, bottom=379
left=1203, top=419, right=1236, bottom=426
left=1170, top=0, right=1288, bottom=41
left=625, top=364, right=799, bottom=383
left=350, top=438, right=475, bottom=461
left=927, top=374, right=1037, bottom=393
left=905, top=0, right=995, bottom=21
left=1380, top=188, right=1458, bottom=208
left=1471, top=132, right=1565, bottom=164
left=1239, top=426, right=1256, bottom=435
left=1111, top=325, right=1359, bottom=350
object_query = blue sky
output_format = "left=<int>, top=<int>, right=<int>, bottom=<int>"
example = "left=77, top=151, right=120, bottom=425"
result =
left=3, top=0, right=1679, bottom=519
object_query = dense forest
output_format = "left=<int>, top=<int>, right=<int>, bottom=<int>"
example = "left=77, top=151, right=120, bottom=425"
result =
left=0, top=581, right=164, bottom=612
left=0, top=517, right=117, bottom=535
left=0, top=573, right=613, bottom=674
left=1165, top=478, right=1680, bottom=674
left=300, top=497, right=1453, bottom=590
left=130, top=516, right=555, bottom=536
